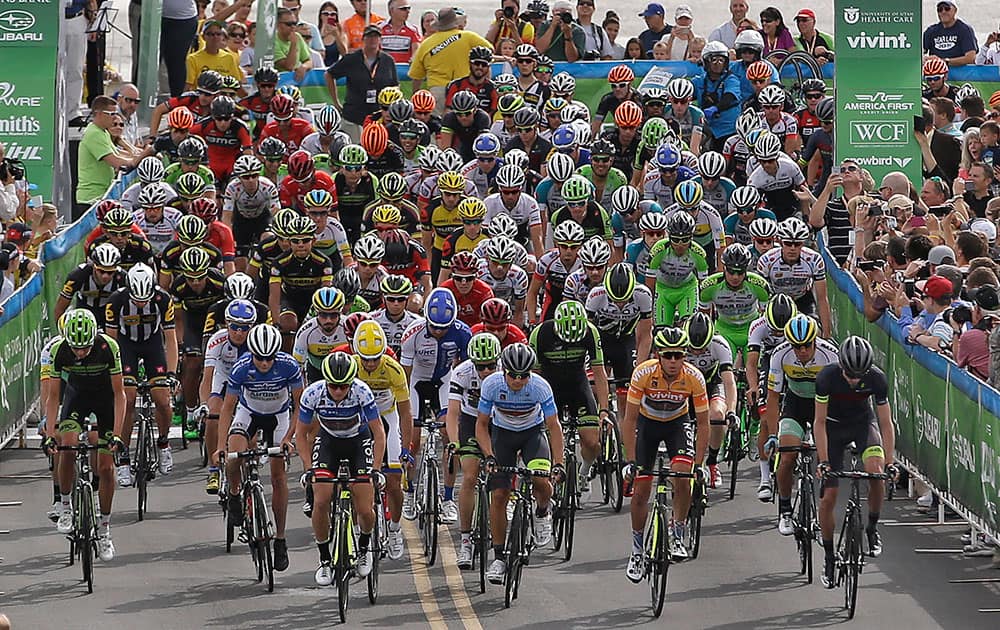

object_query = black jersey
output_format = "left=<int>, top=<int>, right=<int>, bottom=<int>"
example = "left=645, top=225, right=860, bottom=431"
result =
left=169, top=268, right=226, bottom=314
left=50, top=334, right=122, bottom=390
left=105, top=287, right=175, bottom=343
left=815, top=364, right=889, bottom=425
left=159, top=242, right=225, bottom=284
left=269, top=250, right=334, bottom=301
left=86, top=234, right=154, bottom=271
left=59, top=263, right=125, bottom=325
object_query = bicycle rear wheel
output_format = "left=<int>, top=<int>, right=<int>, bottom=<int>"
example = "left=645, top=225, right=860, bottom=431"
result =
left=79, top=482, right=95, bottom=593
left=504, top=501, right=524, bottom=609
left=368, top=496, right=385, bottom=604
left=199, top=420, right=208, bottom=468
left=136, top=417, right=150, bottom=521
left=688, top=479, right=705, bottom=559
left=422, top=464, right=439, bottom=566
left=647, top=507, right=669, bottom=618
left=797, top=477, right=814, bottom=583
left=564, top=459, right=578, bottom=562
left=475, top=482, right=489, bottom=594
left=551, top=480, right=566, bottom=552
left=335, top=501, right=352, bottom=623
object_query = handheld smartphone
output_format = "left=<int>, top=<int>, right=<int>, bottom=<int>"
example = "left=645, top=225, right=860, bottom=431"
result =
left=831, top=165, right=841, bottom=175
left=858, top=260, right=878, bottom=272
left=965, top=180, right=975, bottom=193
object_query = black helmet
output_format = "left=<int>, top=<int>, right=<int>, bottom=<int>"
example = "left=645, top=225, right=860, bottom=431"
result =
left=210, top=95, right=236, bottom=118
left=603, top=262, right=635, bottom=302
left=839, top=336, right=874, bottom=377
left=334, top=267, right=361, bottom=301
left=815, top=96, right=835, bottom=123
left=590, top=137, right=617, bottom=158
left=196, top=70, right=223, bottom=94
left=253, top=66, right=279, bottom=85
left=501, top=342, right=536, bottom=374
left=258, top=136, right=286, bottom=159
left=451, top=90, right=479, bottom=113
left=398, top=118, right=427, bottom=138
left=721, top=243, right=753, bottom=271
left=513, top=106, right=540, bottom=128
left=177, top=137, right=205, bottom=161
left=469, top=46, right=493, bottom=62
left=801, top=78, right=826, bottom=94
left=684, top=312, right=715, bottom=351
left=387, top=99, right=414, bottom=124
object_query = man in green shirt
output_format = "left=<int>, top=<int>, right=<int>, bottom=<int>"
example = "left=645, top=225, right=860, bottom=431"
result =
left=533, top=0, right=586, bottom=62
left=75, top=95, right=146, bottom=219
left=793, top=9, right=834, bottom=64
left=275, top=7, right=314, bottom=82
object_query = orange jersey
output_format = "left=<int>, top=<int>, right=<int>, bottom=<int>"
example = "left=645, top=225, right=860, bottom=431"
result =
left=627, top=359, right=708, bottom=422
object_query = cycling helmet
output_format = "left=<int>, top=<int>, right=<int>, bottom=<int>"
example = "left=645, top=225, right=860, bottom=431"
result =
left=370, top=203, right=402, bottom=226
left=258, top=136, right=286, bottom=160
left=513, top=106, right=540, bottom=128
left=815, top=96, right=835, bottom=123
left=338, top=143, right=369, bottom=167
left=225, top=299, right=257, bottom=325
left=189, top=197, right=218, bottom=222
left=314, top=104, right=342, bottom=134
left=653, top=326, right=688, bottom=350
left=642, top=86, right=668, bottom=105
left=468, top=45, right=493, bottom=63
left=468, top=332, right=502, bottom=363
left=480, top=298, right=512, bottom=326
left=380, top=274, right=413, bottom=297
left=377, top=85, right=404, bottom=108
left=515, top=43, right=539, bottom=59
left=176, top=214, right=207, bottom=245
left=667, top=78, right=695, bottom=101
left=269, top=93, right=295, bottom=120
left=765, top=293, right=797, bottom=331
left=312, top=286, right=346, bottom=313
left=736, top=109, right=763, bottom=138
left=784, top=313, right=818, bottom=345
left=232, top=154, right=262, bottom=178
left=614, top=100, right=644, bottom=128
left=437, top=170, right=466, bottom=194
left=546, top=152, right=576, bottom=183
left=743, top=128, right=767, bottom=150
left=175, top=171, right=208, bottom=199
left=177, top=136, right=206, bottom=161
left=734, top=28, right=764, bottom=53
left=745, top=60, right=772, bottom=81
left=411, top=89, right=436, bottom=113
left=398, top=118, right=427, bottom=139
left=604, top=262, right=636, bottom=302
left=639, top=211, right=668, bottom=232
left=611, top=185, right=641, bottom=215
left=543, top=96, right=569, bottom=116
left=493, top=73, right=520, bottom=91
left=197, top=70, right=223, bottom=94
left=653, top=142, right=681, bottom=170
left=666, top=211, right=696, bottom=238
left=270, top=208, right=298, bottom=239
left=673, top=180, right=704, bottom=208
left=495, top=163, right=526, bottom=189
left=701, top=40, right=730, bottom=62
left=277, top=84, right=302, bottom=103
left=417, top=144, right=442, bottom=171
left=801, top=78, right=826, bottom=94
left=575, top=238, right=610, bottom=267
left=457, top=197, right=487, bottom=221
left=922, top=56, right=948, bottom=77
left=361, top=123, right=389, bottom=157
left=127, top=263, right=157, bottom=301
left=451, top=250, right=478, bottom=275
left=487, top=214, right=518, bottom=239
left=425, top=287, right=458, bottom=327
left=136, top=156, right=165, bottom=185
left=387, top=98, right=413, bottom=124
left=178, top=246, right=212, bottom=277
left=137, top=183, right=170, bottom=208
left=552, top=220, right=586, bottom=246
left=303, top=189, right=335, bottom=210
left=721, top=243, right=753, bottom=271
left=776, top=217, right=810, bottom=242
left=91, top=242, right=121, bottom=269
left=64, top=308, right=98, bottom=348
left=753, top=132, right=782, bottom=160
left=210, top=95, right=236, bottom=118
left=484, top=236, right=518, bottom=263
left=748, top=217, right=778, bottom=239
left=321, top=351, right=358, bottom=384
left=101, top=206, right=133, bottom=230
left=253, top=65, right=279, bottom=85
left=334, top=267, right=362, bottom=300
left=551, top=124, right=577, bottom=150
left=758, top=84, right=786, bottom=107
left=375, top=173, right=405, bottom=202
left=955, top=82, right=980, bottom=106
left=697, top=151, right=727, bottom=179
left=286, top=150, right=315, bottom=183
left=450, top=90, right=479, bottom=113
left=839, top=336, right=874, bottom=377
left=473, top=132, right=501, bottom=157
left=590, top=137, right=616, bottom=158
left=353, top=320, right=388, bottom=359
left=730, top=185, right=762, bottom=212
left=167, top=106, right=195, bottom=130
left=437, top=149, right=465, bottom=174
left=353, top=233, right=386, bottom=262
left=608, top=65, right=634, bottom=84
left=685, top=311, right=715, bottom=350
left=501, top=342, right=536, bottom=374
left=553, top=300, right=589, bottom=343
left=498, top=93, right=525, bottom=116
left=225, top=272, right=256, bottom=300
left=550, top=72, right=576, bottom=96
left=286, top=214, right=317, bottom=237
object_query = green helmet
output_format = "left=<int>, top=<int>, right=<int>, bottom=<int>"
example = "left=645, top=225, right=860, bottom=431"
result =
left=339, top=143, right=368, bottom=166
left=553, top=300, right=589, bottom=343
left=641, top=117, right=670, bottom=148
left=64, top=309, right=98, bottom=348
left=468, top=332, right=502, bottom=364
left=560, top=174, right=592, bottom=203
left=175, top=171, right=207, bottom=199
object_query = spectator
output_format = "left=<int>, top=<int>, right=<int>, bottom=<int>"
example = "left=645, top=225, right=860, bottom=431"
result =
left=661, top=5, right=699, bottom=61
left=686, top=37, right=707, bottom=63
left=63, top=0, right=89, bottom=127
left=344, top=0, right=385, bottom=51
left=185, top=21, right=243, bottom=91
left=904, top=274, right=955, bottom=351
left=637, top=3, right=672, bottom=57
left=75, top=95, right=147, bottom=218
left=274, top=8, right=314, bottom=81
left=976, top=29, right=1000, bottom=66
left=708, top=0, right=748, bottom=49
left=920, top=176, right=951, bottom=209
left=130, top=0, right=199, bottom=97
left=318, top=2, right=349, bottom=66
left=959, top=94, right=987, bottom=131
left=960, top=128, right=984, bottom=178
left=240, top=23, right=257, bottom=72
left=379, top=0, right=422, bottom=63
left=574, top=0, right=613, bottom=60
left=954, top=229, right=988, bottom=266
left=420, top=9, right=436, bottom=36
left=959, top=162, right=997, bottom=218
left=409, top=8, right=493, bottom=114
left=651, top=40, right=670, bottom=60
left=109, top=113, right=143, bottom=158
left=877, top=171, right=913, bottom=201
left=758, top=6, right=794, bottom=56
left=326, top=26, right=398, bottom=141
left=932, top=97, right=963, bottom=138
left=923, top=0, right=977, bottom=67
left=624, top=37, right=644, bottom=60
left=738, top=17, right=759, bottom=34
left=792, top=8, right=833, bottom=64
left=486, top=0, right=535, bottom=47
left=225, top=21, right=250, bottom=66
left=855, top=240, right=898, bottom=322
left=602, top=11, right=625, bottom=60
left=956, top=282, right=999, bottom=380
left=282, top=0, right=327, bottom=53
left=23, top=204, right=57, bottom=259
left=0, top=144, right=27, bottom=223
left=0, top=246, right=18, bottom=304
left=811, top=158, right=864, bottom=266
left=534, top=0, right=586, bottom=62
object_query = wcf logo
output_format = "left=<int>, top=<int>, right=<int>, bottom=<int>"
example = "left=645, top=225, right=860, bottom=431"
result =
left=849, top=121, right=908, bottom=146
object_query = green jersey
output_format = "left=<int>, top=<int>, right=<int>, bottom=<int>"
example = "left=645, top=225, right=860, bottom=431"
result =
left=698, top=272, right=770, bottom=326
left=646, top=239, right=708, bottom=288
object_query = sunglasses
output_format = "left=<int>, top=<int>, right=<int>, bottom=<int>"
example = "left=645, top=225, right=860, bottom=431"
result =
left=936, top=4, right=954, bottom=11
left=753, top=237, right=774, bottom=245
left=645, top=100, right=665, bottom=108
left=790, top=342, right=813, bottom=349
left=644, top=230, right=665, bottom=238
left=317, top=311, right=341, bottom=319
left=659, top=167, right=677, bottom=174
left=357, top=259, right=381, bottom=267
left=306, top=209, right=327, bottom=216
left=759, top=158, right=778, bottom=164
left=229, top=30, right=247, bottom=37
left=591, top=156, right=612, bottom=163
left=343, top=164, right=363, bottom=172
left=475, top=361, right=499, bottom=372
left=924, top=74, right=944, bottom=82
left=841, top=164, right=860, bottom=172
left=228, top=323, right=252, bottom=331
left=471, top=60, right=490, bottom=67
left=463, top=219, right=483, bottom=225
left=477, top=157, right=496, bottom=162
left=239, top=174, right=259, bottom=180
left=517, top=58, right=535, bottom=64
left=453, top=275, right=476, bottom=282
left=253, top=354, right=276, bottom=362
left=762, top=104, right=782, bottom=110
left=546, top=112, right=562, bottom=119
left=384, top=296, right=408, bottom=303
left=94, top=266, right=117, bottom=274
left=214, top=116, right=233, bottom=121
left=327, top=383, right=351, bottom=391
left=516, top=126, right=535, bottom=133
left=320, top=10, right=337, bottom=16
left=805, top=93, right=824, bottom=99
left=566, top=200, right=588, bottom=208
left=657, top=351, right=685, bottom=360
left=670, top=236, right=691, bottom=244
left=781, top=241, right=804, bottom=247
left=455, top=110, right=475, bottom=117
left=737, top=207, right=757, bottom=214
left=122, top=97, right=141, bottom=104
left=556, top=242, right=581, bottom=250
left=289, top=237, right=313, bottom=244
left=280, top=21, right=298, bottom=26
left=507, top=371, right=531, bottom=380
left=725, top=267, right=747, bottom=274
left=111, top=123, right=124, bottom=128
left=611, top=81, right=630, bottom=89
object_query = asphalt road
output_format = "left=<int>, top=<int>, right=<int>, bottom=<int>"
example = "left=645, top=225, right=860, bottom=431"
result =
left=1, top=443, right=999, bottom=629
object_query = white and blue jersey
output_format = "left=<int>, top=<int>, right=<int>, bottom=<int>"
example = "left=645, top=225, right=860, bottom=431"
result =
left=299, top=379, right=381, bottom=439
left=478, top=372, right=558, bottom=432
left=226, top=352, right=303, bottom=415
left=205, top=329, right=249, bottom=396
left=399, top=318, right=472, bottom=384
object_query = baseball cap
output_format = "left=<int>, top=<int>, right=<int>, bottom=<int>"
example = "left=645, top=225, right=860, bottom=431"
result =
left=975, top=284, right=1000, bottom=314
left=969, top=218, right=998, bottom=243
left=938, top=1, right=958, bottom=8
left=794, top=9, right=816, bottom=21
left=928, top=244, right=956, bottom=265
left=201, top=19, right=227, bottom=32
left=922, top=275, right=953, bottom=300
left=675, top=5, right=693, bottom=19
left=638, top=3, right=664, bottom=17
left=363, top=25, right=382, bottom=37
left=886, top=194, right=913, bottom=213
left=5, top=222, right=32, bottom=244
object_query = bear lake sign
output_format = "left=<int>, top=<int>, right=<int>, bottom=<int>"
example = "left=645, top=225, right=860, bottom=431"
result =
left=835, top=0, right=922, bottom=184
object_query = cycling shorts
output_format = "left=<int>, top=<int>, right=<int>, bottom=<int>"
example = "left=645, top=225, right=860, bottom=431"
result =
left=706, top=375, right=725, bottom=402
left=457, top=411, right=484, bottom=459
left=181, top=311, right=208, bottom=355
left=232, top=213, right=271, bottom=258
left=57, top=385, right=115, bottom=452
left=795, top=291, right=817, bottom=319
left=548, top=371, right=599, bottom=428
left=280, top=294, right=312, bottom=324
left=411, top=380, right=448, bottom=428
left=823, top=420, right=884, bottom=489
left=716, top=319, right=750, bottom=361
left=600, top=331, right=636, bottom=391
left=653, top=277, right=699, bottom=327
left=228, top=406, right=290, bottom=447
left=777, top=393, right=815, bottom=439
left=311, top=426, right=374, bottom=480
left=635, top=414, right=694, bottom=474
left=119, top=335, right=169, bottom=387
left=489, top=424, right=550, bottom=491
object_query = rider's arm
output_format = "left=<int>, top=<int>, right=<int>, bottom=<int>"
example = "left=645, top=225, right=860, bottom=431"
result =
left=875, top=402, right=895, bottom=468
left=268, top=276, right=282, bottom=325
left=721, top=368, right=737, bottom=415
left=444, top=397, right=462, bottom=451
left=112, top=372, right=127, bottom=438
left=693, top=406, right=710, bottom=465
left=199, top=366, right=215, bottom=408
left=764, top=388, right=780, bottom=438
left=814, top=279, right=832, bottom=338
left=530, top=223, right=545, bottom=260
left=544, top=410, right=565, bottom=467
left=813, top=397, right=829, bottom=463
left=217, top=392, right=238, bottom=456
left=283, top=386, right=303, bottom=448
left=635, top=317, right=653, bottom=365
left=475, top=411, right=494, bottom=459
left=745, top=350, right=761, bottom=399
left=525, top=275, right=543, bottom=326
left=397, top=398, right=414, bottom=460
left=54, top=295, right=72, bottom=323
left=165, top=328, right=179, bottom=374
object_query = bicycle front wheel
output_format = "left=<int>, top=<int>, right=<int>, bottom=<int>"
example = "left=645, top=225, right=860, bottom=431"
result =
left=79, top=482, right=95, bottom=593
left=422, top=464, right=439, bottom=566
left=563, top=458, right=578, bottom=562
left=797, top=477, right=814, bottom=583
left=504, top=501, right=524, bottom=609
left=136, top=418, right=151, bottom=521
left=602, top=420, right=624, bottom=513
left=475, top=481, right=489, bottom=594
left=647, top=506, right=670, bottom=618
left=368, top=496, right=385, bottom=604
left=845, top=508, right=862, bottom=619
left=252, top=485, right=274, bottom=592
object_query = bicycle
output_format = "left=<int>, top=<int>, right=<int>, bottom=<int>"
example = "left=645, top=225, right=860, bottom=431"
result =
left=57, top=439, right=102, bottom=594
left=824, top=459, right=890, bottom=619
left=226, top=443, right=286, bottom=593
left=599, top=379, right=627, bottom=513
left=683, top=467, right=708, bottom=560
left=778, top=439, right=818, bottom=584
left=132, top=379, right=158, bottom=522
left=495, top=464, right=550, bottom=609
left=723, top=369, right=747, bottom=500
left=370, top=471, right=388, bottom=605
left=471, top=460, right=491, bottom=594
left=414, top=418, right=445, bottom=567
left=551, top=407, right=579, bottom=561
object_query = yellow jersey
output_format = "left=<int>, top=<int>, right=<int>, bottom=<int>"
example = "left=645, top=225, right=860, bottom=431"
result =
left=409, top=29, right=493, bottom=88
left=354, top=354, right=409, bottom=414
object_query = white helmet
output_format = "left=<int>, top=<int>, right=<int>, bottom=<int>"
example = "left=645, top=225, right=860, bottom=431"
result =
left=136, top=156, right=165, bottom=185
left=436, top=148, right=465, bottom=173
left=736, top=109, right=764, bottom=138
left=758, top=84, right=786, bottom=106
left=611, top=185, right=641, bottom=215
left=127, top=263, right=156, bottom=301
left=137, top=182, right=171, bottom=208
left=666, top=78, right=695, bottom=101
left=247, top=324, right=282, bottom=358
left=417, top=144, right=442, bottom=171
left=753, top=132, right=782, bottom=160
left=487, top=213, right=518, bottom=239
left=748, top=217, right=778, bottom=239
left=90, top=242, right=122, bottom=269
left=552, top=220, right=586, bottom=245
left=776, top=217, right=810, bottom=242
left=638, top=211, right=668, bottom=232
left=734, top=29, right=764, bottom=52
left=504, top=148, right=529, bottom=170
left=577, top=237, right=611, bottom=266
left=225, top=272, right=256, bottom=300
left=701, top=40, right=729, bottom=61
left=546, top=152, right=576, bottom=183
left=495, top=163, right=526, bottom=189
left=232, top=154, right=262, bottom=177
left=353, top=234, right=386, bottom=262
left=698, top=151, right=727, bottom=179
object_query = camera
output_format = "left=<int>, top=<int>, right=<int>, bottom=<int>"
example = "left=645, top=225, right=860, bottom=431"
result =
left=560, top=12, right=573, bottom=23
left=504, top=6, right=515, bottom=18
left=0, top=158, right=25, bottom=182
left=867, top=202, right=884, bottom=218
left=944, top=304, right=973, bottom=326
left=928, top=204, right=953, bottom=217
left=857, top=260, right=885, bottom=272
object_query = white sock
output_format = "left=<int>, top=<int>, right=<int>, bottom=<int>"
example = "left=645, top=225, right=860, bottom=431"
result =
left=759, top=461, right=770, bottom=482
left=389, top=521, right=401, bottom=532
left=100, top=513, right=111, bottom=533
left=581, top=458, right=594, bottom=478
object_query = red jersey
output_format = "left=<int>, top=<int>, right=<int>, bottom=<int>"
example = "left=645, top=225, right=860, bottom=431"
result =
left=259, top=118, right=315, bottom=155
left=207, top=221, right=236, bottom=261
left=86, top=223, right=145, bottom=248
left=279, top=171, right=339, bottom=213
left=190, top=118, right=253, bottom=181
left=166, top=92, right=212, bottom=119
left=378, top=21, right=421, bottom=63
left=470, top=322, right=528, bottom=348
left=381, top=232, right=431, bottom=284
left=440, top=278, right=494, bottom=326
left=239, top=93, right=273, bottom=138
left=445, top=77, right=499, bottom=116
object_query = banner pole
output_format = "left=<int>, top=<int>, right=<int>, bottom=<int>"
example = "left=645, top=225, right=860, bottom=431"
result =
left=137, top=0, right=164, bottom=130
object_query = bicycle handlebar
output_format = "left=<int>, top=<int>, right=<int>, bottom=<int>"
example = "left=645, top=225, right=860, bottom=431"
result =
left=494, top=465, right=551, bottom=478
left=226, top=446, right=285, bottom=461
left=822, top=470, right=890, bottom=480
left=777, top=444, right=816, bottom=453
left=56, top=443, right=102, bottom=452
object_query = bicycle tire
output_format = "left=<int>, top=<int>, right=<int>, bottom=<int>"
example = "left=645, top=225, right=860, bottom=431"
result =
left=504, top=500, right=524, bottom=608
left=564, top=457, right=578, bottom=562
left=726, top=424, right=740, bottom=500
left=648, top=506, right=669, bottom=618
left=798, top=476, right=814, bottom=583
left=845, top=506, right=862, bottom=619
left=688, top=478, right=704, bottom=559
left=368, top=498, right=384, bottom=604
left=199, top=420, right=208, bottom=468
left=475, top=481, right=489, bottom=594
left=80, top=482, right=95, bottom=593
left=336, top=496, right=352, bottom=623
left=605, top=421, right=624, bottom=513
left=551, top=479, right=566, bottom=552
left=423, top=464, right=439, bottom=566
left=136, top=417, right=149, bottom=521
left=337, top=564, right=350, bottom=623
left=248, top=492, right=263, bottom=583
left=253, top=485, right=274, bottom=592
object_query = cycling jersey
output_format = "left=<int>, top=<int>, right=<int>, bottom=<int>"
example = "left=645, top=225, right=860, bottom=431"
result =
left=533, top=177, right=565, bottom=220
left=758, top=110, right=799, bottom=145
left=85, top=233, right=154, bottom=271
left=563, top=268, right=600, bottom=303
left=440, top=110, right=493, bottom=163
left=641, top=167, right=696, bottom=208
left=291, top=316, right=346, bottom=375
left=440, top=229, right=487, bottom=268
left=815, top=364, right=889, bottom=426
left=628, top=359, right=709, bottom=423
left=133, top=207, right=183, bottom=255
left=746, top=156, right=806, bottom=221
left=259, top=118, right=315, bottom=154
left=576, top=165, right=629, bottom=209
left=600, top=128, right=640, bottom=181
left=489, top=120, right=516, bottom=148
left=585, top=284, right=654, bottom=339
left=625, top=239, right=653, bottom=279
left=399, top=318, right=472, bottom=384
left=354, top=353, right=409, bottom=414
left=484, top=193, right=542, bottom=244
left=160, top=241, right=225, bottom=284
left=699, top=272, right=770, bottom=327
left=381, top=233, right=431, bottom=284
left=120, top=181, right=178, bottom=211
left=39, top=335, right=61, bottom=382
left=663, top=203, right=725, bottom=254
left=206, top=221, right=237, bottom=262
left=473, top=237, right=533, bottom=271
left=505, top=134, right=553, bottom=175
left=361, top=199, right=421, bottom=236
left=105, top=287, right=175, bottom=343
left=417, top=173, right=477, bottom=219
left=202, top=297, right=270, bottom=340
left=721, top=134, right=753, bottom=186
left=664, top=105, right=706, bottom=148
left=449, top=359, right=487, bottom=417
left=550, top=201, right=614, bottom=242
left=476, top=258, right=529, bottom=306
left=238, top=93, right=273, bottom=138
left=478, top=371, right=557, bottom=431
left=279, top=171, right=338, bottom=214
left=460, top=158, right=503, bottom=199
left=686, top=334, right=734, bottom=384
left=163, top=92, right=212, bottom=120
left=299, top=378, right=379, bottom=439
left=439, top=278, right=494, bottom=326
left=722, top=208, right=778, bottom=246
left=372, top=308, right=421, bottom=356
left=746, top=315, right=785, bottom=355
left=164, top=163, right=217, bottom=193
left=529, top=319, right=605, bottom=374
left=227, top=351, right=302, bottom=414
left=171, top=269, right=226, bottom=315
left=334, top=172, right=378, bottom=244
left=532, top=249, right=582, bottom=321
left=299, top=131, right=351, bottom=159
left=189, top=118, right=253, bottom=181
left=767, top=338, right=839, bottom=399
left=60, top=263, right=125, bottom=325
left=314, top=219, right=351, bottom=266
left=756, top=246, right=825, bottom=300
left=223, top=176, right=280, bottom=219
left=204, top=328, right=249, bottom=395
left=696, top=176, right=737, bottom=216
left=611, top=200, right=662, bottom=248
left=269, top=250, right=335, bottom=303
left=50, top=334, right=123, bottom=391
left=469, top=322, right=527, bottom=347
left=646, top=239, right=708, bottom=288
left=793, top=107, right=822, bottom=143
left=366, top=144, right=407, bottom=179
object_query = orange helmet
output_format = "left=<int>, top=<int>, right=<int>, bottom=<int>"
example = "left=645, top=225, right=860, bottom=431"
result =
left=613, top=100, right=643, bottom=128
left=746, top=61, right=772, bottom=81
left=922, top=56, right=948, bottom=77
left=361, top=123, right=389, bottom=157
left=990, top=90, right=1000, bottom=110
left=411, top=89, right=436, bottom=113
left=167, top=106, right=194, bottom=130
left=608, top=65, right=634, bottom=85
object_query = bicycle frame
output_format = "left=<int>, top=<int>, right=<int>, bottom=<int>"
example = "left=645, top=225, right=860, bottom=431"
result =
left=57, top=438, right=102, bottom=594
left=779, top=437, right=818, bottom=584
left=227, top=443, right=283, bottom=592
left=495, top=464, right=550, bottom=609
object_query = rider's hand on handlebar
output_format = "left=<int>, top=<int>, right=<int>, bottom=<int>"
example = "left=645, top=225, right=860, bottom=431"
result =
left=817, top=461, right=832, bottom=479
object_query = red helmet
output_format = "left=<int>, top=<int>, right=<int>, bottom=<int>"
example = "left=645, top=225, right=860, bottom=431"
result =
left=343, top=312, right=372, bottom=340
left=94, top=199, right=123, bottom=222
left=613, top=100, right=643, bottom=128
left=287, top=150, right=315, bottom=182
left=269, top=93, right=295, bottom=120
left=923, top=56, right=948, bottom=77
left=411, top=89, right=436, bottom=113
left=480, top=297, right=512, bottom=326
left=608, top=65, right=634, bottom=84
left=361, top=123, right=389, bottom=158
left=451, top=250, right=478, bottom=275
left=746, top=61, right=772, bottom=81
left=189, top=197, right=218, bottom=222
left=167, top=106, right=195, bottom=130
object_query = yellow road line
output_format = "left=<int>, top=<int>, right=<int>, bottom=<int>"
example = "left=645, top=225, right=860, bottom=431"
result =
left=401, top=519, right=448, bottom=630
left=436, top=524, right=484, bottom=630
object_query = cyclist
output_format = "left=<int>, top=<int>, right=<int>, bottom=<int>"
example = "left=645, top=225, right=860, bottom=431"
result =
left=765, top=314, right=838, bottom=512
left=461, top=133, right=504, bottom=198
left=189, top=95, right=253, bottom=184
left=564, top=237, right=612, bottom=302
left=663, top=78, right=706, bottom=151
left=217, top=324, right=301, bottom=573
left=153, top=106, right=195, bottom=163
left=625, top=211, right=668, bottom=280
left=371, top=275, right=421, bottom=356
left=491, top=93, right=523, bottom=147
left=397, top=120, right=429, bottom=174
left=601, top=100, right=643, bottom=182
left=793, top=78, right=827, bottom=145
left=86, top=206, right=155, bottom=271
left=698, top=243, right=771, bottom=359
left=755, top=85, right=801, bottom=156
left=645, top=212, right=708, bottom=327
left=55, top=242, right=124, bottom=326
left=39, top=312, right=71, bottom=522
left=104, top=263, right=178, bottom=483
left=471, top=297, right=528, bottom=347
left=756, top=217, right=831, bottom=338
left=258, top=136, right=288, bottom=183
left=186, top=197, right=238, bottom=276
left=577, top=138, right=628, bottom=209
left=412, top=89, right=443, bottom=140
left=199, top=299, right=255, bottom=494
left=222, top=155, right=281, bottom=270
left=269, top=215, right=335, bottom=347
left=334, top=144, right=379, bottom=245
left=722, top=186, right=776, bottom=247
left=747, top=217, right=778, bottom=266
left=416, top=149, right=475, bottom=220
left=259, top=93, right=315, bottom=153
left=592, top=65, right=641, bottom=135
left=610, top=185, right=661, bottom=260
left=746, top=132, right=808, bottom=222
left=477, top=342, right=564, bottom=584
left=623, top=327, right=710, bottom=577
left=120, top=156, right=172, bottom=211
left=664, top=179, right=725, bottom=273
left=364, top=178, right=421, bottom=236
left=240, top=66, right=279, bottom=140
left=640, top=142, right=693, bottom=208
left=483, top=164, right=546, bottom=259
left=695, top=151, right=736, bottom=217
left=361, top=122, right=406, bottom=179
left=132, top=184, right=182, bottom=256
left=683, top=312, right=738, bottom=490
left=421, top=170, right=468, bottom=281
left=530, top=300, right=610, bottom=494
left=334, top=267, right=372, bottom=315
left=158, top=214, right=225, bottom=288
left=353, top=235, right=389, bottom=310
left=300, top=104, right=351, bottom=162
left=44, top=309, right=127, bottom=562
left=292, top=287, right=347, bottom=384
left=527, top=220, right=585, bottom=325
left=477, top=238, right=529, bottom=327
left=149, top=69, right=221, bottom=134
left=279, top=149, right=339, bottom=216
left=378, top=228, right=433, bottom=298
left=353, top=320, right=414, bottom=562
left=305, top=191, right=351, bottom=270
left=439, top=199, right=489, bottom=283
left=534, top=151, right=575, bottom=220
left=201, top=272, right=271, bottom=343
left=439, top=90, right=493, bottom=163
left=815, top=336, right=896, bottom=588
left=722, top=111, right=765, bottom=186
left=164, top=137, right=216, bottom=193
left=440, top=251, right=495, bottom=327
left=506, top=107, right=553, bottom=176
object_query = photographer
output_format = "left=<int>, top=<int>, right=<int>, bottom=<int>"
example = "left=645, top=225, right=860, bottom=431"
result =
left=574, top=0, right=614, bottom=60
left=0, top=155, right=27, bottom=224
left=485, top=0, right=535, bottom=47
left=533, top=0, right=586, bottom=62
left=853, top=241, right=894, bottom=323
left=956, top=282, right=1000, bottom=381
left=956, top=161, right=998, bottom=219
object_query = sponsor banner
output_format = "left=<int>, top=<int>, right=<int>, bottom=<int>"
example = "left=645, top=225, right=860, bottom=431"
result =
left=137, top=0, right=163, bottom=129
left=834, top=0, right=922, bottom=185
left=254, top=0, right=278, bottom=71
left=0, top=0, right=58, bottom=46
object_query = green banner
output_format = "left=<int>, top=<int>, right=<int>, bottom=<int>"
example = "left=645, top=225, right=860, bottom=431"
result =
left=834, top=0, right=923, bottom=185
left=137, top=0, right=163, bottom=129
left=0, top=277, right=46, bottom=444
left=255, top=0, right=278, bottom=71
left=0, top=0, right=60, bottom=200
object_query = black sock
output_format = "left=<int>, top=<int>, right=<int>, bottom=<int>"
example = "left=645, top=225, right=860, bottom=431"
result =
left=493, top=545, right=505, bottom=561
left=778, top=496, right=792, bottom=514
left=359, top=532, right=371, bottom=551
left=317, top=539, right=331, bottom=562
left=823, top=538, right=835, bottom=560
left=707, top=447, right=720, bottom=466
left=53, top=483, right=60, bottom=503
left=867, top=512, right=880, bottom=532
left=91, top=473, right=100, bottom=492
left=157, top=436, right=169, bottom=448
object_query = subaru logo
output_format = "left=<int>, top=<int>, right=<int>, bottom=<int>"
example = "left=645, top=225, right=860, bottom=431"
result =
left=0, top=10, right=35, bottom=32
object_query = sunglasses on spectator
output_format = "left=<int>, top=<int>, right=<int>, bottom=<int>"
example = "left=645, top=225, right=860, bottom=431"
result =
left=205, top=31, right=226, bottom=37
left=230, top=30, right=247, bottom=37
left=320, top=10, right=337, bottom=16
left=122, top=96, right=141, bottom=104
left=280, top=21, right=297, bottom=27
left=111, top=122, right=124, bottom=128
left=841, top=164, right=859, bottom=172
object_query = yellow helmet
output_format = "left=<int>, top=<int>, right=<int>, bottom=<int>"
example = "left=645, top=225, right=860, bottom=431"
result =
left=377, top=86, right=404, bottom=108
left=353, top=320, right=388, bottom=359
left=437, top=171, right=466, bottom=194
left=457, top=197, right=487, bottom=221
left=371, top=203, right=402, bottom=226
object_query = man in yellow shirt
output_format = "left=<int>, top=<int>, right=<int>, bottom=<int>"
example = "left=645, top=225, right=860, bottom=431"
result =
left=185, top=20, right=243, bottom=90
left=409, top=8, right=493, bottom=115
